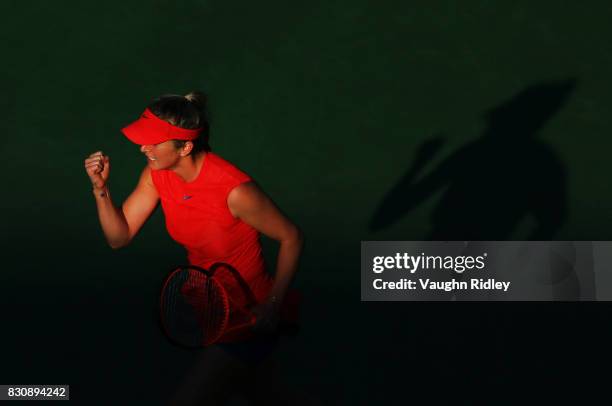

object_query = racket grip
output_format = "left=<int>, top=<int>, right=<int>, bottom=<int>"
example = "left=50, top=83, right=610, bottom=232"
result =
left=218, top=311, right=256, bottom=335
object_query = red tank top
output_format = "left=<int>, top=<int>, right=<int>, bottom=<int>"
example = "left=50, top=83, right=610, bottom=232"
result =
left=151, top=153, right=273, bottom=304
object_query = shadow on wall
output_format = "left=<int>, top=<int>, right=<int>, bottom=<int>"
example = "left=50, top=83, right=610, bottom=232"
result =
left=369, top=78, right=577, bottom=241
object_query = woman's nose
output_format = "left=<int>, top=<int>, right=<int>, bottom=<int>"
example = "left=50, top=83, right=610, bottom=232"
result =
left=140, top=144, right=151, bottom=153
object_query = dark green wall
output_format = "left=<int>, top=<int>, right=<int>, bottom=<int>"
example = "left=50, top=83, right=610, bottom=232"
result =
left=2, top=1, right=611, bottom=403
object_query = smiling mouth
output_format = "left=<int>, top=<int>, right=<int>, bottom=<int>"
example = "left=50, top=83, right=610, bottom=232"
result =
left=147, top=157, right=157, bottom=161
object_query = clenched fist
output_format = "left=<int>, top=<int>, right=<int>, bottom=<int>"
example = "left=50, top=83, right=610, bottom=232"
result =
left=84, top=151, right=110, bottom=190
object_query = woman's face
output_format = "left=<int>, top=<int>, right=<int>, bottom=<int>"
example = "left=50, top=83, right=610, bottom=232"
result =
left=140, top=141, right=182, bottom=169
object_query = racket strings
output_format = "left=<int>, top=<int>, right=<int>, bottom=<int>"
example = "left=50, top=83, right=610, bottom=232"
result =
left=209, top=264, right=258, bottom=338
left=162, top=270, right=198, bottom=345
left=204, top=276, right=220, bottom=344
left=161, top=265, right=254, bottom=347
left=180, top=270, right=227, bottom=345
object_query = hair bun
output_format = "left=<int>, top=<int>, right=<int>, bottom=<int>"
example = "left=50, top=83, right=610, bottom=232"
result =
left=184, top=91, right=207, bottom=113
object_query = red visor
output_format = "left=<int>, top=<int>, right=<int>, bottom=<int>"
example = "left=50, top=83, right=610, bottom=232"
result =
left=121, top=108, right=202, bottom=145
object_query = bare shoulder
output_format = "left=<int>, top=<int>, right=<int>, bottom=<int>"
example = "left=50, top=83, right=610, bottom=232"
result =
left=227, top=181, right=272, bottom=217
left=227, top=181, right=301, bottom=241
left=229, top=181, right=262, bottom=198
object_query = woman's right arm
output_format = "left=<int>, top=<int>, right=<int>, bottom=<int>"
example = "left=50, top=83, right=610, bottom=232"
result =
left=85, top=151, right=159, bottom=249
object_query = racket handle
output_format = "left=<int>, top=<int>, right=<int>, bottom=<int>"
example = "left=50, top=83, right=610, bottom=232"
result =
left=215, top=314, right=257, bottom=343
left=224, top=314, right=257, bottom=333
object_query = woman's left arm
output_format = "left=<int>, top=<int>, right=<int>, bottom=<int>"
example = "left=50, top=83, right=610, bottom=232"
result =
left=227, top=181, right=304, bottom=305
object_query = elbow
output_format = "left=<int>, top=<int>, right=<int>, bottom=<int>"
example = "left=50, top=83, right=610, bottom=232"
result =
left=296, top=227, right=305, bottom=245
left=107, top=228, right=134, bottom=250
left=288, top=226, right=305, bottom=248
left=108, top=237, right=131, bottom=250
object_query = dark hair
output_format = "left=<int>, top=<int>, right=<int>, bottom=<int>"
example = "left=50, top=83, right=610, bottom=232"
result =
left=147, top=91, right=211, bottom=154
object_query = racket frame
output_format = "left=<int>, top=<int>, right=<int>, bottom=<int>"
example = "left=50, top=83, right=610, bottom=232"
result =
left=159, top=263, right=258, bottom=348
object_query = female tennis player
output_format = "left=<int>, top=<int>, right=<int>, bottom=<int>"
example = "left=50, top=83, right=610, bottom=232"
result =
left=84, top=92, right=305, bottom=404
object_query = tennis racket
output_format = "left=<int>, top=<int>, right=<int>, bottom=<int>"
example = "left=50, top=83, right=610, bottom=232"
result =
left=159, top=263, right=258, bottom=348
